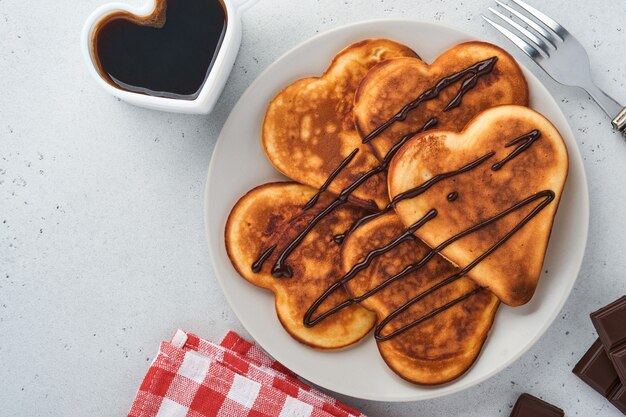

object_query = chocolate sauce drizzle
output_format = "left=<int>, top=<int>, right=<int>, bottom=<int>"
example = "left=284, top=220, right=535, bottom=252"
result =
left=317, top=131, right=547, bottom=337
left=332, top=117, right=438, bottom=245
left=248, top=56, right=554, bottom=341
left=303, top=210, right=438, bottom=326
left=374, top=189, right=554, bottom=341
left=361, top=56, right=498, bottom=144
left=270, top=166, right=382, bottom=278
left=335, top=151, right=495, bottom=243
left=377, top=287, right=484, bottom=339
left=302, top=148, right=359, bottom=211
left=251, top=245, right=276, bottom=273
left=491, top=129, right=541, bottom=171
left=304, top=189, right=555, bottom=340
left=251, top=57, right=498, bottom=275
left=336, top=128, right=541, bottom=242
left=259, top=117, right=439, bottom=278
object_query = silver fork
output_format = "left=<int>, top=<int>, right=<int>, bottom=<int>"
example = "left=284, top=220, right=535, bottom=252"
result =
left=482, top=0, right=626, bottom=137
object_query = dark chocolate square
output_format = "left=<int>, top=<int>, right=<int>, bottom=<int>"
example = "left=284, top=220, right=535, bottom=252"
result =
left=509, top=393, right=564, bottom=417
left=613, top=345, right=626, bottom=386
left=573, top=338, right=621, bottom=396
left=610, top=384, right=626, bottom=414
left=591, top=295, right=626, bottom=351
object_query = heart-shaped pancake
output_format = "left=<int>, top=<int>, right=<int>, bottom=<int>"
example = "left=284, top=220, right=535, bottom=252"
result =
left=225, top=182, right=376, bottom=348
left=354, top=41, right=528, bottom=160
left=388, top=105, right=568, bottom=306
left=341, top=213, right=499, bottom=385
left=262, top=39, right=418, bottom=210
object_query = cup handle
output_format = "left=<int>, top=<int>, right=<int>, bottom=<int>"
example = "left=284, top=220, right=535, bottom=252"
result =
left=231, top=0, right=259, bottom=13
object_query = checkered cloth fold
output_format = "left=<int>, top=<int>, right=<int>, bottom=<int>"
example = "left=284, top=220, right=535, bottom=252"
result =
left=127, top=330, right=366, bottom=417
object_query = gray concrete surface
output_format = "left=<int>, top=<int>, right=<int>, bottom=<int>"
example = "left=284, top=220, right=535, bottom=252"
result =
left=1, top=0, right=625, bottom=415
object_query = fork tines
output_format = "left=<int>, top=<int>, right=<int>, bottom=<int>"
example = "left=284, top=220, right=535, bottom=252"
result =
left=482, top=0, right=567, bottom=60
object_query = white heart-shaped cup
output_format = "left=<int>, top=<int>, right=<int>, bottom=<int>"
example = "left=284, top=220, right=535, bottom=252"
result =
left=81, top=0, right=252, bottom=114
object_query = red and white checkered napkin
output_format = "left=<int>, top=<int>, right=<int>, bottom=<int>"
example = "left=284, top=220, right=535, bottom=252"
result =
left=127, top=330, right=367, bottom=417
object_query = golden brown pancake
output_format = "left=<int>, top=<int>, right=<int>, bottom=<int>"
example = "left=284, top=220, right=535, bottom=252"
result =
left=341, top=212, right=499, bottom=385
left=388, top=105, right=568, bottom=306
left=262, top=39, right=419, bottom=210
left=354, top=41, right=528, bottom=160
left=225, top=182, right=376, bottom=349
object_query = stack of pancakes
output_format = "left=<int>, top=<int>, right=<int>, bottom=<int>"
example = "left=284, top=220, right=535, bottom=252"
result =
left=225, top=39, right=568, bottom=385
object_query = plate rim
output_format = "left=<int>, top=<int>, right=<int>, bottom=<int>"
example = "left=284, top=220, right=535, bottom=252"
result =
left=204, top=18, right=589, bottom=402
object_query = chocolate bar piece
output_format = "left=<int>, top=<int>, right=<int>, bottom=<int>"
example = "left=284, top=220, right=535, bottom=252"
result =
left=573, top=338, right=621, bottom=396
left=611, top=384, right=626, bottom=414
left=614, top=345, right=626, bottom=387
left=591, top=296, right=626, bottom=351
left=591, top=295, right=626, bottom=385
left=509, top=393, right=564, bottom=417
left=573, top=338, right=626, bottom=414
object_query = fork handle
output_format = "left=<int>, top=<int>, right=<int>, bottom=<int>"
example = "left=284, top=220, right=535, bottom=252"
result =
left=612, top=108, right=626, bottom=138
left=582, top=81, right=626, bottom=137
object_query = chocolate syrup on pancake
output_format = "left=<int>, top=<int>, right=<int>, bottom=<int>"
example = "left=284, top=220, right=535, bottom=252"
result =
left=374, top=190, right=555, bottom=341
left=492, top=129, right=541, bottom=171
left=252, top=57, right=498, bottom=275
left=249, top=56, right=555, bottom=340
left=304, top=209, right=438, bottom=326
left=362, top=56, right=498, bottom=144
left=332, top=117, right=438, bottom=245
left=251, top=245, right=275, bottom=273
left=263, top=117, right=439, bottom=278
left=303, top=148, right=554, bottom=331
left=302, top=148, right=359, bottom=211
left=336, top=151, right=495, bottom=242
left=94, top=0, right=227, bottom=99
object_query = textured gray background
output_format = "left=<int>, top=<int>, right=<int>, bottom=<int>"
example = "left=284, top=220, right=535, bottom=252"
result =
left=1, top=0, right=625, bottom=416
